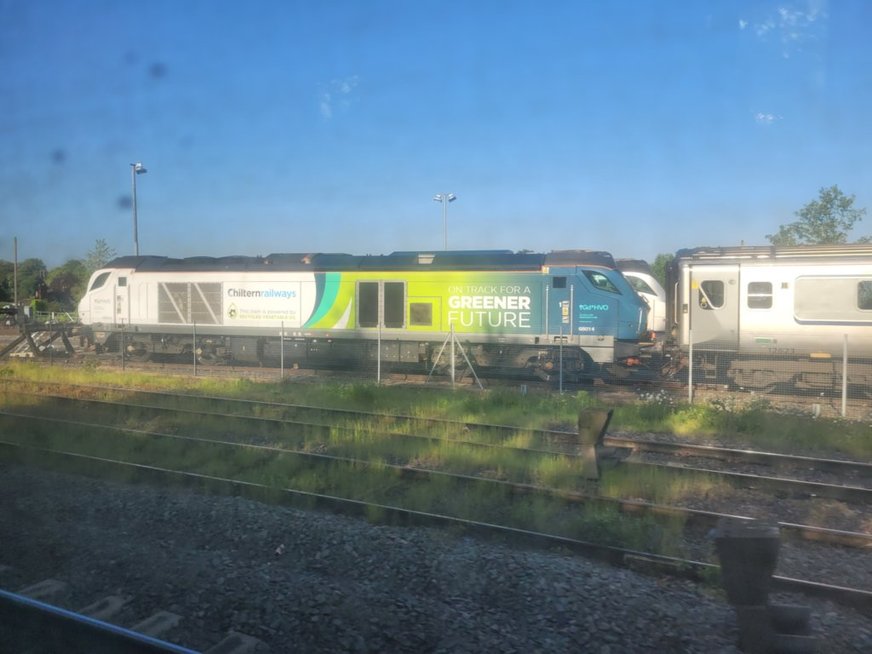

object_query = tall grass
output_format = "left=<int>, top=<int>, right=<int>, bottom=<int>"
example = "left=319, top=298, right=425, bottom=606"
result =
left=4, top=360, right=869, bottom=458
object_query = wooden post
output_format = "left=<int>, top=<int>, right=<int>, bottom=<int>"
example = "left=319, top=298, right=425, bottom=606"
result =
left=578, top=409, right=613, bottom=480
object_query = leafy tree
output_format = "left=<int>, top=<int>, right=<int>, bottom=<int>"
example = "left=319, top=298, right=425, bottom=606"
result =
left=46, top=259, right=88, bottom=309
left=84, top=238, right=117, bottom=274
left=650, top=253, right=674, bottom=289
left=767, top=185, right=869, bottom=245
left=15, top=258, right=47, bottom=299
left=0, top=261, right=13, bottom=302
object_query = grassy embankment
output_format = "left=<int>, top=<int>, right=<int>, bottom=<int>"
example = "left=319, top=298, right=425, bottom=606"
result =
left=1, top=361, right=868, bottom=559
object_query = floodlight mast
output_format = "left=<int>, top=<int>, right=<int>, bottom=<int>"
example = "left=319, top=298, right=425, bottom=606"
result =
left=130, top=162, right=147, bottom=256
left=433, top=192, right=456, bottom=250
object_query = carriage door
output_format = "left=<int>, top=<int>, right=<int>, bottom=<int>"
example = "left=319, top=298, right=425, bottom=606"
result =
left=688, top=265, right=739, bottom=350
left=114, top=276, right=130, bottom=327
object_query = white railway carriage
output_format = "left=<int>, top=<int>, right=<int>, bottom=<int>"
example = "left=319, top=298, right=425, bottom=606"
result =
left=666, top=245, right=872, bottom=394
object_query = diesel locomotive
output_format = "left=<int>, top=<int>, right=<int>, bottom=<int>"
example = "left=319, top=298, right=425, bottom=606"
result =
left=77, top=249, right=649, bottom=380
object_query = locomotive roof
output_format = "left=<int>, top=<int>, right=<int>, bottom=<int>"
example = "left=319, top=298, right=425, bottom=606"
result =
left=104, top=249, right=618, bottom=272
left=675, top=244, right=872, bottom=263
left=616, top=258, right=653, bottom=274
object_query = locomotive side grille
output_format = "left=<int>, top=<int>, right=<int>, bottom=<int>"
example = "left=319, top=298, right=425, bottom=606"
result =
left=158, top=282, right=222, bottom=325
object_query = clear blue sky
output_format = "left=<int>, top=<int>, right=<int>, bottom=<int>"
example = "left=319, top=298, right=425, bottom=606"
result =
left=2, top=0, right=870, bottom=268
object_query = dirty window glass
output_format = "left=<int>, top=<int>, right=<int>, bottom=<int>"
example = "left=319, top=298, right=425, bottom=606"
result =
left=747, top=281, right=772, bottom=309
left=583, top=271, right=620, bottom=294
left=698, top=280, right=724, bottom=310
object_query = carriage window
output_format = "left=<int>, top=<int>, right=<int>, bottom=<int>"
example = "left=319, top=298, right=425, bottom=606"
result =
left=357, top=282, right=379, bottom=328
left=747, top=281, right=772, bottom=309
left=552, top=276, right=566, bottom=289
left=860, top=281, right=872, bottom=311
left=583, top=271, right=620, bottom=294
left=89, top=272, right=111, bottom=291
left=410, top=302, right=432, bottom=326
left=698, top=280, right=724, bottom=310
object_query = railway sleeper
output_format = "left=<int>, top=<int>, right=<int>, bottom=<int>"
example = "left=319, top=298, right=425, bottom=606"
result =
left=3, top=574, right=268, bottom=653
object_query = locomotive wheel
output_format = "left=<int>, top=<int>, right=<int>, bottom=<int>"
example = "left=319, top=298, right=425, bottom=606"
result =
left=125, top=340, right=151, bottom=362
left=196, top=344, right=221, bottom=365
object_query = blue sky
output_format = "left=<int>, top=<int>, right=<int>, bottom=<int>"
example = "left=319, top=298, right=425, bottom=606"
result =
left=2, top=0, right=870, bottom=268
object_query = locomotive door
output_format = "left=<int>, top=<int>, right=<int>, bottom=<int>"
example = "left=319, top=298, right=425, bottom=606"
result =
left=114, top=276, right=130, bottom=327
left=688, top=265, right=739, bottom=350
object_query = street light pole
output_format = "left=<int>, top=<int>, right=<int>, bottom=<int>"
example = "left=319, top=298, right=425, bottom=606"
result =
left=433, top=193, right=456, bottom=250
left=130, top=162, right=147, bottom=256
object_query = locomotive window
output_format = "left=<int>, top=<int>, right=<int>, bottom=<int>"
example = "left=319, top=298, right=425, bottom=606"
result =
left=410, top=302, right=432, bottom=326
left=626, top=275, right=655, bottom=295
left=583, top=271, right=620, bottom=294
left=357, top=281, right=405, bottom=328
left=117, top=277, right=127, bottom=287
left=383, top=282, right=405, bottom=328
left=552, top=276, right=566, bottom=289
left=357, top=282, right=379, bottom=328
left=747, top=282, right=772, bottom=309
left=860, top=281, right=872, bottom=311
left=698, top=280, right=724, bottom=310
left=89, top=272, right=111, bottom=291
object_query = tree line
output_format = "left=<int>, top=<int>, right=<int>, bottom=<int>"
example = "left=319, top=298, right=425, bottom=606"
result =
left=650, top=185, right=867, bottom=287
left=0, top=239, right=116, bottom=312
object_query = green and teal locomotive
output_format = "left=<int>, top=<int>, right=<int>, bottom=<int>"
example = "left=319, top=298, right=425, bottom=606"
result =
left=78, top=250, right=649, bottom=380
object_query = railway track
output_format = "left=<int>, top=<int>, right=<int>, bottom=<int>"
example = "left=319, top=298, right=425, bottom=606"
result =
left=4, top=404, right=869, bottom=551
left=3, top=438, right=871, bottom=617
left=5, top=342, right=872, bottom=421
left=3, top=379, right=869, bottom=500
left=1, top=382, right=870, bottom=600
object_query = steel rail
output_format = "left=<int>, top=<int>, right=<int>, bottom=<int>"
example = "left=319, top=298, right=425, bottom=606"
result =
left=621, top=459, right=871, bottom=503
left=6, top=379, right=870, bottom=474
left=1, top=440, right=870, bottom=615
left=4, top=383, right=870, bottom=506
left=0, top=588, right=197, bottom=654
left=603, top=435, right=872, bottom=477
left=1, top=409, right=870, bottom=551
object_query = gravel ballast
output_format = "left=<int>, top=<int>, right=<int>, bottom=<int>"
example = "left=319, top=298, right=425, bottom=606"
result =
left=2, top=463, right=871, bottom=653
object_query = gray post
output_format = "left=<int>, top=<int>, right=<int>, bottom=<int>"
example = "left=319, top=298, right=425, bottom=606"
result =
left=842, top=334, right=848, bottom=418
left=559, top=325, right=564, bottom=394
left=280, top=321, right=285, bottom=380
left=377, top=322, right=382, bottom=385
left=13, top=237, right=18, bottom=307
left=687, top=330, right=694, bottom=404
left=192, top=322, right=197, bottom=377
left=450, top=324, right=456, bottom=388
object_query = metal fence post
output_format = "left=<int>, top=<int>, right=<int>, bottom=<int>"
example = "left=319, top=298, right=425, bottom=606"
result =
left=192, top=322, right=197, bottom=377
left=280, top=321, right=284, bottom=380
left=687, top=328, right=694, bottom=404
left=842, top=334, right=848, bottom=418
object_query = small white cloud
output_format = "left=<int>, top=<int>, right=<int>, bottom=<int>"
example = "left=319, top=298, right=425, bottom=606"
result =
left=318, top=76, right=361, bottom=120
left=754, top=112, right=782, bottom=125
left=741, top=2, right=827, bottom=57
